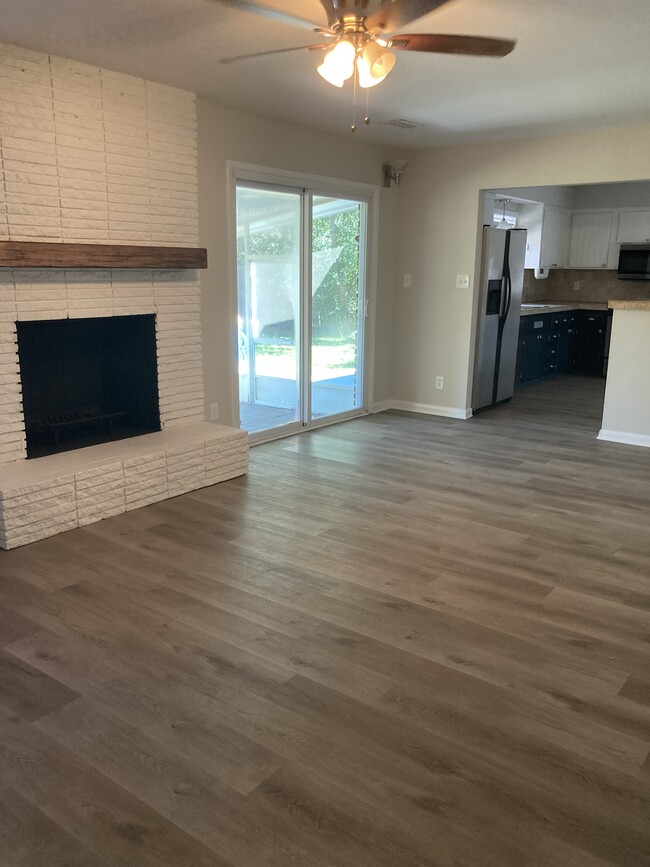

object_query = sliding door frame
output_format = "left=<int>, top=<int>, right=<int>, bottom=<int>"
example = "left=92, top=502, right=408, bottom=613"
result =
left=226, top=161, right=379, bottom=444
left=235, top=179, right=305, bottom=440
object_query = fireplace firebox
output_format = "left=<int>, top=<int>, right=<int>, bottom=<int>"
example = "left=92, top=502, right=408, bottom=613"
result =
left=17, top=314, right=161, bottom=458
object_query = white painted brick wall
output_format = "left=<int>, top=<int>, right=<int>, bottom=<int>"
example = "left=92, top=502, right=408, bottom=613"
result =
left=0, top=41, right=206, bottom=467
left=0, top=42, right=198, bottom=246
left=0, top=45, right=246, bottom=550
left=0, top=265, right=206, bottom=461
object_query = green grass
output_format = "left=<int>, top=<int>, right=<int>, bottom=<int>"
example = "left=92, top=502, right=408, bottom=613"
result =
left=253, top=339, right=357, bottom=375
left=255, top=336, right=354, bottom=355
left=255, top=344, right=292, bottom=357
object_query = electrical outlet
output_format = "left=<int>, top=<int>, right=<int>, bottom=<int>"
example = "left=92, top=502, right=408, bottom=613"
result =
left=573, top=281, right=580, bottom=292
left=403, top=273, right=412, bottom=288
left=210, top=402, right=219, bottom=421
left=435, top=376, right=444, bottom=390
left=456, top=274, right=470, bottom=289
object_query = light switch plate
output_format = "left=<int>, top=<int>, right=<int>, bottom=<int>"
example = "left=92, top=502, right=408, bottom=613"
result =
left=456, top=274, right=470, bottom=289
left=403, top=273, right=412, bottom=288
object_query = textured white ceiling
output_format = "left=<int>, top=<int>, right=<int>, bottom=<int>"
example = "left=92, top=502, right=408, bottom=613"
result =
left=1, top=0, right=649, bottom=148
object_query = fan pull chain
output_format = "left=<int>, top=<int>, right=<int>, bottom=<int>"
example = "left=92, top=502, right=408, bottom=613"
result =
left=351, top=65, right=358, bottom=133
left=364, top=86, right=370, bottom=126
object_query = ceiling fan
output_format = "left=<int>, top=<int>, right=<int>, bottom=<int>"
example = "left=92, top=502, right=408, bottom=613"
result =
left=216, top=0, right=516, bottom=90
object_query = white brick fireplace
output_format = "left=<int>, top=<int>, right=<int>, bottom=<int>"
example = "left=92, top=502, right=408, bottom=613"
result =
left=0, top=43, right=248, bottom=549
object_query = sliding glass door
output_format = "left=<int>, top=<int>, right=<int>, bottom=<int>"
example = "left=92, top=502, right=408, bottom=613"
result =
left=311, top=196, right=365, bottom=421
left=236, top=181, right=368, bottom=438
left=237, top=185, right=302, bottom=434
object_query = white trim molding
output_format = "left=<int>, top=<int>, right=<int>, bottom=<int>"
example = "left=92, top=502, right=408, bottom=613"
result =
left=370, top=400, right=395, bottom=414
left=372, top=400, right=472, bottom=420
left=598, top=429, right=650, bottom=448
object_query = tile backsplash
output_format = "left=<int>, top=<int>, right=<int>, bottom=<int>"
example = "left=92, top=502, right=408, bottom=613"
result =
left=523, top=269, right=650, bottom=304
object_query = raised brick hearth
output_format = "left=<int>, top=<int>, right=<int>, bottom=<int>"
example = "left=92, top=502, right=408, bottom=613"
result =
left=0, top=423, right=247, bottom=549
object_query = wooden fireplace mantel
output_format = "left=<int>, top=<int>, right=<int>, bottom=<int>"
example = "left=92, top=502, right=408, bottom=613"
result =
left=0, top=241, right=208, bottom=270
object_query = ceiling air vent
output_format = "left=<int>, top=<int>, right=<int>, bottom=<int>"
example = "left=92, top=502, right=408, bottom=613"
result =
left=383, top=118, right=420, bottom=130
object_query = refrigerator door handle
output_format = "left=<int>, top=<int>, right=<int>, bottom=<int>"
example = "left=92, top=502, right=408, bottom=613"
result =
left=503, top=272, right=512, bottom=322
left=499, top=275, right=508, bottom=318
left=492, top=230, right=512, bottom=405
left=501, top=233, right=513, bottom=323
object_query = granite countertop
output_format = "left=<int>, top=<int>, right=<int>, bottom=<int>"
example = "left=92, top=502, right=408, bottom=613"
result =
left=608, top=300, right=650, bottom=310
left=520, top=302, right=609, bottom=317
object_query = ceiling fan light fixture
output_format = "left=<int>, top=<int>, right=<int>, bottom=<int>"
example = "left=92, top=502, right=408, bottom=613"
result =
left=357, top=42, right=396, bottom=88
left=217, top=0, right=517, bottom=128
left=317, top=39, right=356, bottom=86
left=317, top=62, right=345, bottom=87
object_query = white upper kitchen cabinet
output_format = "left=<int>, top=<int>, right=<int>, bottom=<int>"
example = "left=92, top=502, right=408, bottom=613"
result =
left=540, top=206, right=571, bottom=268
left=568, top=211, right=613, bottom=268
left=617, top=209, right=650, bottom=243
left=518, top=203, right=544, bottom=269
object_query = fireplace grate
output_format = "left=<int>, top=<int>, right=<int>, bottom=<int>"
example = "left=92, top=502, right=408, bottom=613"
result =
left=26, top=406, right=126, bottom=446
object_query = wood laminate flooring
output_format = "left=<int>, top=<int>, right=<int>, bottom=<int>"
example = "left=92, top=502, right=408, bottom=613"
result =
left=0, top=375, right=649, bottom=866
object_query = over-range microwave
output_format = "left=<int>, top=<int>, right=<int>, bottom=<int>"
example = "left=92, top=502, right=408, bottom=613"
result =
left=617, top=244, right=650, bottom=280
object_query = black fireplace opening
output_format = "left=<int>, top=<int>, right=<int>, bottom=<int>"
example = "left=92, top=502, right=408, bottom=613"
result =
left=17, top=314, right=161, bottom=459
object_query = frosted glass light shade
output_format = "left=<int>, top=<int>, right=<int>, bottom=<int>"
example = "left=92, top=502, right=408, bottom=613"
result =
left=357, top=42, right=396, bottom=88
left=317, top=63, right=345, bottom=86
left=317, top=40, right=356, bottom=86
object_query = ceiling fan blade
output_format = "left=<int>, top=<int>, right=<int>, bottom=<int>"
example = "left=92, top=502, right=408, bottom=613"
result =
left=365, top=0, right=454, bottom=34
left=220, top=44, right=327, bottom=64
left=212, top=0, right=325, bottom=32
left=390, top=33, right=516, bottom=57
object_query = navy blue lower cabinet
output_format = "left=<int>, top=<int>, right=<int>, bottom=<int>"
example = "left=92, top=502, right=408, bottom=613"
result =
left=559, top=313, right=577, bottom=373
left=546, top=329, right=560, bottom=375
left=518, top=308, right=609, bottom=387
left=518, top=314, right=550, bottom=384
left=550, top=313, right=573, bottom=374
left=518, top=314, right=550, bottom=383
left=572, top=310, right=609, bottom=375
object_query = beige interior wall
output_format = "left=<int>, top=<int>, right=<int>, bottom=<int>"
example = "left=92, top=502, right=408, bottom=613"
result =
left=197, top=99, right=400, bottom=426
left=601, top=310, right=650, bottom=441
left=394, top=123, right=650, bottom=413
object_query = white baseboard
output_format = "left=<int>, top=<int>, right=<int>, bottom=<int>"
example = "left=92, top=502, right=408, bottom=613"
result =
left=598, top=429, right=650, bottom=448
left=370, top=399, right=395, bottom=414
left=371, top=400, right=472, bottom=420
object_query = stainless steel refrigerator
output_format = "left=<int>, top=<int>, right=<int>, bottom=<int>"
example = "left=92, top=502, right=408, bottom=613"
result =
left=472, top=227, right=527, bottom=413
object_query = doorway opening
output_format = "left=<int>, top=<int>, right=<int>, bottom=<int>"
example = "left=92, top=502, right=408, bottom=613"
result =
left=476, top=180, right=650, bottom=435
